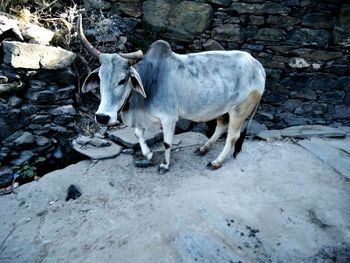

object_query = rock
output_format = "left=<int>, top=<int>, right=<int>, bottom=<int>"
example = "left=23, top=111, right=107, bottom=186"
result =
left=266, top=15, right=300, bottom=27
left=212, top=24, right=244, bottom=43
left=334, top=4, right=350, bottom=47
left=3, top=41, right=76, bottom=70
left=35, top=136, right=50, bottom=146
left=13, top=131, right=35, bottom=146
left=334, top=105, right=350, bottom=119
left=72, top=136, right=122, bottom=160
left=83, top=0, right=112, bottom=10
left=202, top=39, right=225, bottom=51
left=143, top=0, right=213, bottom=42
left=66, top=185, right=82, bottom=201
left=176, top=119, right=193, bottom=131
left=302, top=13, right=333, bottom=29
left=294, top=102, right=328, bottom=116
left=298, top=138, right=350, bottom=179
left=113, top=2, right=142, bottom=17
left=10, top=150, right=35, bottom=166
left=154, top=132, right=208, bottom=152
left=257, top=129, right=283, bottom=140
left=246, top=120, right=268, bottom=136
left=248, top=15, right=265, bottom=26
left=281, top=125, right=346, bottom=139
left=21, top=24, right=55, bottom=45
left=229, top=2, right=291, bottom=15
left=0, top=168, right=13, bottom=188
left=208, top=0, right=231, bottom=7
left=0, top=15, right=23, bottom=41
left=48, top=105, right=76, bottom=116
left=38, top=68, right=76, bottom=85
left=287, top=29, right=331, bottom=47
left=288, top=58, right=311, bottom=68
left=31, top=115, right=51, bottom=124
left=107, top=126, right=163, bottom=148
left=254, top=28, right=286, bottom=42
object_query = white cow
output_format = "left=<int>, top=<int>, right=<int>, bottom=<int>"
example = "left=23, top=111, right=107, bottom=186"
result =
left=78, top=15, right=266, bottom=174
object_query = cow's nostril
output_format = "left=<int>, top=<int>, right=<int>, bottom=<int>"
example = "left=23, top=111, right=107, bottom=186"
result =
left=95, top=114, right=110, bottom=125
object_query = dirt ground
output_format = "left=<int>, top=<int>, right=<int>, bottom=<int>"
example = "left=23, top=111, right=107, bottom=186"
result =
left=1, top=138, right=350, bottom=262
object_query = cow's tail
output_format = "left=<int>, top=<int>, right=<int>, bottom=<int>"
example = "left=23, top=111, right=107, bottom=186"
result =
left=233, top=102, right=259, bottom=158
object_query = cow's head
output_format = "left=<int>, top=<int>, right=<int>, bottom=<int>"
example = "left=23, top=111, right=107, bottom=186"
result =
left=78, top=14, right=145, bottom=126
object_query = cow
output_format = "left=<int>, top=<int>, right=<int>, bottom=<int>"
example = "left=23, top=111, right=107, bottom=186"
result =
left=78, top=15, right=266, bottom=174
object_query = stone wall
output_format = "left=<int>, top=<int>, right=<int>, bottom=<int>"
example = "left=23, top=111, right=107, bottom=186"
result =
left=0, top=34, right=78, bottom=170
left=86, top=0, right=350, bottom=128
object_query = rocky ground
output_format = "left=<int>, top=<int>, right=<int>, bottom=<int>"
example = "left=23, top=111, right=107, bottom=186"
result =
left=0, top=129, right=350, bottom=263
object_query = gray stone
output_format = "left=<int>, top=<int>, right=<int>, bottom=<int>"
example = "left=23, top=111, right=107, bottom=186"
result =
left=107, top=126, right=163, bottom=148
left=212, top=24, right=244, bottom=43
left=35, top=136, right=50, bottom=147
left=176, top=119, right=193, bottom=131
left=154, top=132, right=208, bottom=152
left=266, top=15, right=300, bottom=27
left=281, top=125, right=346, bottom=139
left=229, top=2, right=291, bottom=15
left=72, top=137, right=122, bottom=160
left=334, top=105, right=350, bottom=119
left=143, top=0, right=213, bottom=42
left=83, top=0, right=112, bottom=10
left=208, top=0, right=231, bottom=7
left=14, top=131, right=35, bottom=146
left=31, top=115, right=51, bottom=124
left=0, top=167, right=13, bottom=188
left=254, top=28, right=286, bottom=42
left=38, top=68, right=76, bottom=85
left=248, top=15, right=264, bottom=25
left=246, top=120, right=268, bottom=136
left=48, top=105, right=76, bottom=116
left=298, top=138, right=350, bottom=179
left=334, top=4, right=350, bottom=47
left=287, top=29, right=331, bottom=47
left=294, top=102, right=328, bottom=116
left=3, top=41, right=76, bottom=70
left=202, top=39, right=225, bottom=51
left=302, top=13, right=333, bottom=29
left=21, top=24, right=55, bottom=45
left=10, top=150, right=35, bottom=166
left=256, top=129, right=283, bottom=140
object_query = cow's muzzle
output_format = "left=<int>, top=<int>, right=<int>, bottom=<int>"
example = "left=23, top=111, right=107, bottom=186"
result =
left=95, top=114, right=110, bottom=125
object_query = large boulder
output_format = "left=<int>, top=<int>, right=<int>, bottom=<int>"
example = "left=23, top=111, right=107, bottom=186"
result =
left=143, top=0, right=213, bottom=42
left=2, top=41, right=76, bottom=70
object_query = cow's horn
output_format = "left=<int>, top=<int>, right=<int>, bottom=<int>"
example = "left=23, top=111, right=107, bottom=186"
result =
left=119, top=50, right=144, bottom=60
left=77, top=14, right=101, bottom=58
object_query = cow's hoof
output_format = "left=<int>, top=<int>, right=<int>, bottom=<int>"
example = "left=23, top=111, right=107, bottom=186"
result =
left=206, top=162, right=221, bottom=170
left=158, top=166, right=169, bottom=175
left=194, top=147, right=208, bottom=156
left=134, top=159, right=152, bottom=168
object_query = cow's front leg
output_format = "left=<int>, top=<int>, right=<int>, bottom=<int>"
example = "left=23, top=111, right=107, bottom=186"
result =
left=135, top=127, right=153, bottom=161
left=158, top=119, right=176, bottom=175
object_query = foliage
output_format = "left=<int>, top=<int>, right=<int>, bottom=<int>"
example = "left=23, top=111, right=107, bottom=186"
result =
left=13, top=156, right=46, bottom=179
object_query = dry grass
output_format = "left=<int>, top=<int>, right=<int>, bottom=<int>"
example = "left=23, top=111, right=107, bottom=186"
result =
left=0, top=0, right=78, bottom=48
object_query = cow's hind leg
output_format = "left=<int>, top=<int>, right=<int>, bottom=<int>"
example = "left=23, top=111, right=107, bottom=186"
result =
left=207, top=90, right=262, bottom=170
left=196, top=113, right=229, bottom=156
left=159, top=119, right=176, bottom=175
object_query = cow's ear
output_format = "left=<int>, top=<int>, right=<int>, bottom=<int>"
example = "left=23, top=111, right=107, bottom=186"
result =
left=81, top=68, right=100, bottom=93
left=130, top=66, right=146, bottom=98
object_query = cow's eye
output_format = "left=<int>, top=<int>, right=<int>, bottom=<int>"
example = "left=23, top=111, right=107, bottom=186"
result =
left=118, top=78, right=127, bottom=86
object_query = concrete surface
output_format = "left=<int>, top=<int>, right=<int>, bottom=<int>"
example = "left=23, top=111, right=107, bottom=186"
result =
left=0, top=138, right=350, bottom=262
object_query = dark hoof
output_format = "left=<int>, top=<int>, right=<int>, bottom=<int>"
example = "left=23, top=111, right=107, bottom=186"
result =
left=206, top=162, right=220, bottom=170
left=194, top=147, right=207, bottom=156
left=158, top=166, right=169, bottom=175
left=134, top=159, right=152, bottom=168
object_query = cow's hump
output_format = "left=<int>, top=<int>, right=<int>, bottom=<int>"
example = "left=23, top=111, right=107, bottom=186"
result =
left=147, top=40, right=172, bottom=59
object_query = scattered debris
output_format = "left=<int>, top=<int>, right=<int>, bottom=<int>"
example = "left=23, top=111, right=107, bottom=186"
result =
left=66, top=184, right=82, bottom=201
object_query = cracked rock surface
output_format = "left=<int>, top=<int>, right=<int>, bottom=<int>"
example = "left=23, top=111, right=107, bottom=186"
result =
left=0, top=139, right=349, bottom=262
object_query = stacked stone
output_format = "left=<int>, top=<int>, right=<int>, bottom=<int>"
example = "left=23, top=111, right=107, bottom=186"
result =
left=0, top=41, right=77, bottom=169
left=85, top=0, right=350, bottom=129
